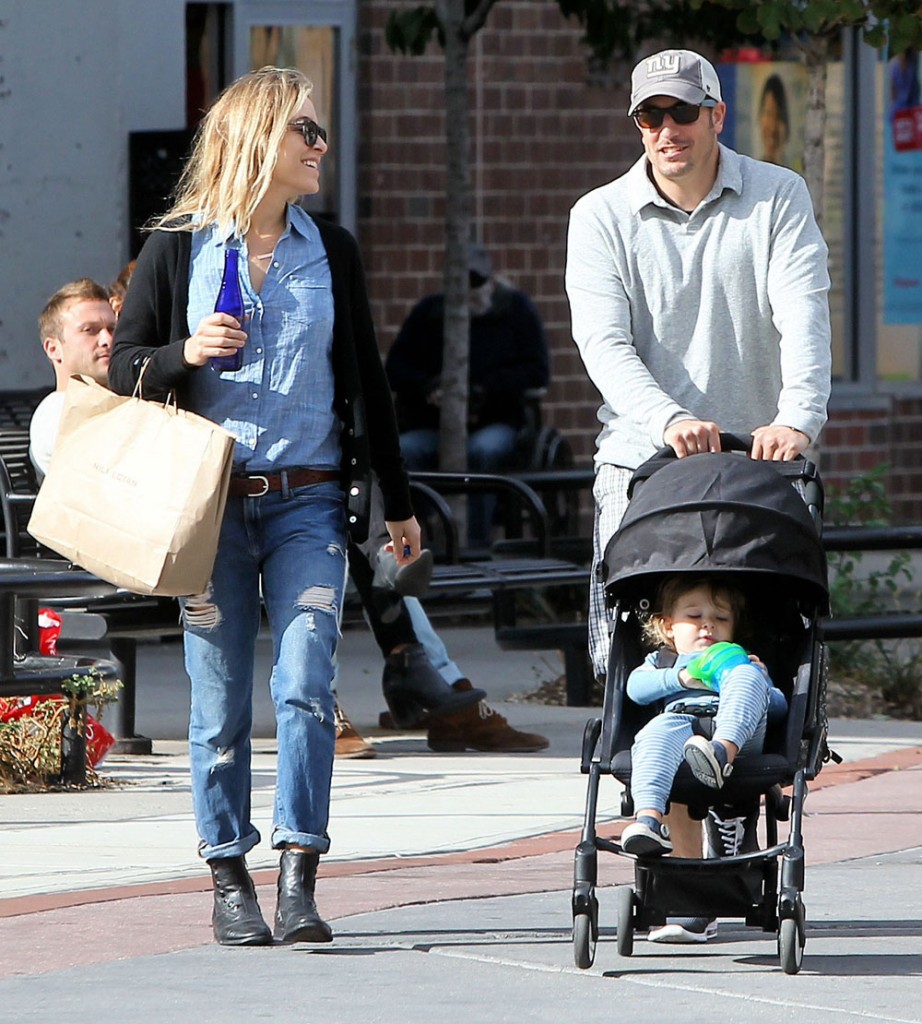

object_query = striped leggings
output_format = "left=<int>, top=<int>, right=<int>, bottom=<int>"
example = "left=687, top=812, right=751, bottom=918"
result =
left=629, top=664, right=771, bottom=815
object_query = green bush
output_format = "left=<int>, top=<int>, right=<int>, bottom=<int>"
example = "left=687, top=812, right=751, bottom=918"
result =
left=825, top=465, right=922, bottom=719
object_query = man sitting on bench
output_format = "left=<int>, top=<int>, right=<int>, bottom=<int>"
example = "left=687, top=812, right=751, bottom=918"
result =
left=30, top=278, right=115, bottom=479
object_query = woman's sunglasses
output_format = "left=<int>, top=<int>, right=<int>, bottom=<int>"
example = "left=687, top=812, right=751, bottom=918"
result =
left=632, top=102, right=714, bottom=130
left=288, top=118, right=328, bottom=147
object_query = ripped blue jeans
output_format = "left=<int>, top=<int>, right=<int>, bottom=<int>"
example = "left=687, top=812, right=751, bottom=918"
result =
left=182, top=481, right=347, bottom=860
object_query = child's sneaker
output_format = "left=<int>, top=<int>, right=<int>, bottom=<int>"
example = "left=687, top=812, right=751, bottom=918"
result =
left=621, top=816, right=673, bottom=856
left=648, top=917, right=718, bottom=944
left=684, top=736, right=732, bottom=789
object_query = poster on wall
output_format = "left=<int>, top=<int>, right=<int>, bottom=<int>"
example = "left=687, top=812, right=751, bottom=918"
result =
left=883, top=49, right=922, bottom=324
left=718, top=61, right=808, bottom=173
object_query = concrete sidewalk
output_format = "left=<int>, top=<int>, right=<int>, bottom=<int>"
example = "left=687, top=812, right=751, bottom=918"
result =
left=1, top=624, right=920, bottom=1022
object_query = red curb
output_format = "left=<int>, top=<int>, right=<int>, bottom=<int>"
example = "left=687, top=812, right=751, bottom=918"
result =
left=807, top=743, right=922, bottom=789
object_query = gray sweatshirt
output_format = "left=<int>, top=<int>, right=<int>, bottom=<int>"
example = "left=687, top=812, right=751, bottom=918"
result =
left=566, top=144, right=831, bottom=470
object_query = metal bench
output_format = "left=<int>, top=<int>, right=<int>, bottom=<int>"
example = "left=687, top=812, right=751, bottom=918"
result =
left=0, top=558, right=120, bottom=783
left=408, top=471, right=593, bottom=700
left=0, top=392, right=166, bottom=754
left=1, top=380, right=597, bottom=730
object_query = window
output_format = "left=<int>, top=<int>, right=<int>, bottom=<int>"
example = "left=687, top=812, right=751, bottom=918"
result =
left=233, top=1, right=357, bottom=231
left=248, top=24, right=339, bottom=221
left=186, top=3, right=231, bottom=127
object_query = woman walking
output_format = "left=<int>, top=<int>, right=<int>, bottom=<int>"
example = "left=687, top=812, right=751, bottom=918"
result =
left=110, top=67, right=419, bottom=946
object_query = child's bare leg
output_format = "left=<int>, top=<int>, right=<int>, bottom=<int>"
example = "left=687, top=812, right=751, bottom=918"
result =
left=664, top=805, right=702, bottom=857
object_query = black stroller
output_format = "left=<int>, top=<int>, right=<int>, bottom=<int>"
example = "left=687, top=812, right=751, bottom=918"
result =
left=572, top=437, right=831, bottom=974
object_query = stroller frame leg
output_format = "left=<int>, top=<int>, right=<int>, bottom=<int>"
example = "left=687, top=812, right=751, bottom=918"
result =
left=572, top=763, right=602, bottom=969
left=777, top=769, right=808, bottom=973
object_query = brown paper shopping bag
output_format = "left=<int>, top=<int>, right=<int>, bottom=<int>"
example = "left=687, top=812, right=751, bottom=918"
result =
left=28, top=375, right=235, bottom=596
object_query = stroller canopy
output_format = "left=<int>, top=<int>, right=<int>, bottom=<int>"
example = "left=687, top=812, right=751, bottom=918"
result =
left=604, top=452, right=828, bottom=610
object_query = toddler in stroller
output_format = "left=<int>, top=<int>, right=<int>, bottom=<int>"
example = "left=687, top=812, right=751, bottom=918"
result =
left=572, top=440, right=831, bottom=975
left=620, top=576, right=787, bottom=858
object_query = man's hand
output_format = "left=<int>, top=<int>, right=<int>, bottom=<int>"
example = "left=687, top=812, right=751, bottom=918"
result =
left=750, top=425, right=809, bottom=461
left=663, top=419, right=722, bottom=458
left=385, top=517, right=422, bottom=565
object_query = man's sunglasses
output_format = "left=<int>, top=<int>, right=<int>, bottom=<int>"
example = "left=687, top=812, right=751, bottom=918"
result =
left=632, top=102, right=715, bottom=130
left=288, top=118, right=328, bottom=147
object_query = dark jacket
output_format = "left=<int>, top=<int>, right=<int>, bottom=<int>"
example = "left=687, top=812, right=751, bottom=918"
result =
left=384, top=281, right=550, bottom=433
left=109, top=216, right=412, bottom=542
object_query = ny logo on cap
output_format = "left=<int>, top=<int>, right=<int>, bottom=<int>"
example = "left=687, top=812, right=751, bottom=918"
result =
left=645, top=53, right=682, bottom=79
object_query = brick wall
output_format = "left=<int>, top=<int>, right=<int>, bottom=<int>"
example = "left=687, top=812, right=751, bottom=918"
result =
left=821, top=400, right=922, bottom=524
left=357, top=2, right=922, bottom=526
left=357, top=1, right=625, bottom=458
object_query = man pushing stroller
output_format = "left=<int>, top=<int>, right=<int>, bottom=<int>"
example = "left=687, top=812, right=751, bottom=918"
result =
left=566, top=46, right=832, bottom=941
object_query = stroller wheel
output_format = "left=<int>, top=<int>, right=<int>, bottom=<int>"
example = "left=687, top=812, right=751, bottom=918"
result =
left=778, top=901, right=806, bottom=974
left=615, top=886, right=635, bottom=957
left=572, top=887, right=598, bottom=969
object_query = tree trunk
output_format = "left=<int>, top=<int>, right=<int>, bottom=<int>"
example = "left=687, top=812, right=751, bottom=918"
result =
left=802, top=33, right=830, bottom=228
left=436, top=0, right=471, bottom=478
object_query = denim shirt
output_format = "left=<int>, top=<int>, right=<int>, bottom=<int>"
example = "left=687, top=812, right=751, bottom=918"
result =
left=186, top=206, right=340, bottom=472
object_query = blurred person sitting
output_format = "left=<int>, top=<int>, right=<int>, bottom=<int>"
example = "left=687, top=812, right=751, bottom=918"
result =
left=385, top=245, right=549, bottom=547
left=337, top=488, right=549, bottom=758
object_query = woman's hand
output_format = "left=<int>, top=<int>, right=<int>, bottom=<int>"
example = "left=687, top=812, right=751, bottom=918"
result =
left=183, top=312, right=247, bottom=367
left=384, top=517, right=422, bottom=565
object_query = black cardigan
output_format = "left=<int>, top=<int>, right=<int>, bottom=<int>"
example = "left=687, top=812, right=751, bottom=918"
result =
left=109, top=216, right=412, bottom=542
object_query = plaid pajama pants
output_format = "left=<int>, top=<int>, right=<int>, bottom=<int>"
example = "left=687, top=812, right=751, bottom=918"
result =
left=589, top=463, right=634, bottom=680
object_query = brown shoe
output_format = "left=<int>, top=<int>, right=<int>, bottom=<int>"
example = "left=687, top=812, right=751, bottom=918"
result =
left=334, top=700, right=376, bottom=759
left=426, top=680, right=549, bottom=753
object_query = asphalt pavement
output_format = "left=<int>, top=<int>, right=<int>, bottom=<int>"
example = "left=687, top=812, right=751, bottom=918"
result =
left=0, top=622, right=920, bottom=1023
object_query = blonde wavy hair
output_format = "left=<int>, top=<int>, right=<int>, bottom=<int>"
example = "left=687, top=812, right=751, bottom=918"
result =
left=642, top=576, right=748, bottom=651
left=152, top=66, right=314, bottom=238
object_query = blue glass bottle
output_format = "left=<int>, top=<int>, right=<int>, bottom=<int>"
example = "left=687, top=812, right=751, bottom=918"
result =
left=211, top=248, right=244, bottom=371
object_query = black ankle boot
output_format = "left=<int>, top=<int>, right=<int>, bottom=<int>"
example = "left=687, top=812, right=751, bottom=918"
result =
left=381, top=644, right=486, bottom=728
left=274, top=849, right=333, bottom=944
left=208, top=856, right=272, bottom=946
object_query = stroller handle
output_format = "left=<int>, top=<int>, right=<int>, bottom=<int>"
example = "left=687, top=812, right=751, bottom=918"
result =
left=631, top=432, right=824, bottom=531
left=651, top=432, right=753, bottom=459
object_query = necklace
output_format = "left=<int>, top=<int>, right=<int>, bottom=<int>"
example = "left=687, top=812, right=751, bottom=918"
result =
left=250, top=251, right=274, bottom=261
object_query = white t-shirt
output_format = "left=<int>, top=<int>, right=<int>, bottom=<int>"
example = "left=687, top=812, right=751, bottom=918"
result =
left=29, top=390, right=66, bottom=478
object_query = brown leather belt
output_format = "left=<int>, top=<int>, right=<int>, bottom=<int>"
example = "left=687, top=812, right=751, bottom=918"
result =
left=228, top=468, right=339, bottom=497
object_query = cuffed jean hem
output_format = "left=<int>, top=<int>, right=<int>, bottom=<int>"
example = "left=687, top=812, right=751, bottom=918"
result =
left=198, top=828, right=261, bottom=861
left=271, top=828, right=331, bottom=854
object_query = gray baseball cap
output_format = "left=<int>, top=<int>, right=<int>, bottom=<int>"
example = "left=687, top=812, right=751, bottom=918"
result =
left=628, top=49, right=722, bottom=116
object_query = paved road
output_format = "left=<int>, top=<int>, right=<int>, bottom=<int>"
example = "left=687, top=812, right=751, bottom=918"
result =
left=0, top=625, right=920, bottom=1022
